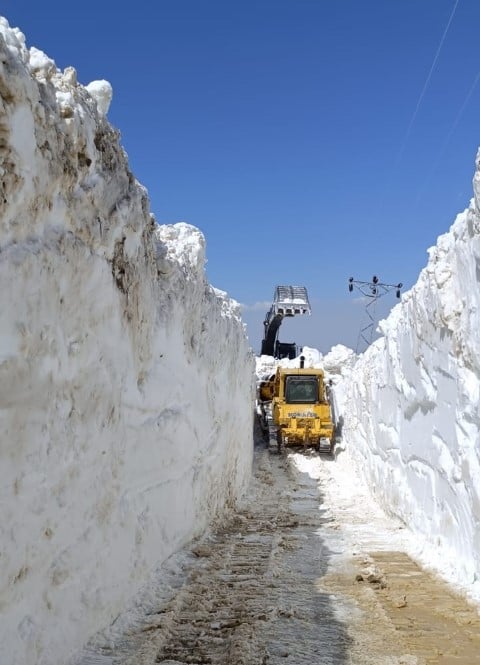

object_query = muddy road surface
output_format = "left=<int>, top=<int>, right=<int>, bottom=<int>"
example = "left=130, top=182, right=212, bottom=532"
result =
left=79, top=433, right=480, bottom=665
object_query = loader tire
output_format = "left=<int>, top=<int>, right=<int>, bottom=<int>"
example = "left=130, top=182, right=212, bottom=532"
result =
left=276, top=429, right=284, bottom=454
left=262, top=426, right=269, bottom=443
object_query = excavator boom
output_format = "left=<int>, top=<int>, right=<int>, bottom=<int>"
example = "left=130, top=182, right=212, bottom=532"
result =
left=261, top=286, right=311, bottom=358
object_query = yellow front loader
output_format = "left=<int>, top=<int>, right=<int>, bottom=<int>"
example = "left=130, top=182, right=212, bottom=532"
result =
left=258, top=359, right=336, bottom=454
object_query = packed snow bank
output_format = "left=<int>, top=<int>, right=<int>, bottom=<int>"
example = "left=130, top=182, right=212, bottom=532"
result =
left=0, top=18, right=254, bottom=665
left=337, top=149, right=480, bottom=601
left=256, top=346, right=324, bottom=377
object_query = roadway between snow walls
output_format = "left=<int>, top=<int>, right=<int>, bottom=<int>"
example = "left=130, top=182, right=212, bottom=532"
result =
left=339, top=148, right=480, bottom=598
left=0, top=20, right=254, bottom=665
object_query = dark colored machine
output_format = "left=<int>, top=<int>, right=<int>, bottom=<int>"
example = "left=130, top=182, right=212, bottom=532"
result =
left=260, top=285, right=311, bottom=358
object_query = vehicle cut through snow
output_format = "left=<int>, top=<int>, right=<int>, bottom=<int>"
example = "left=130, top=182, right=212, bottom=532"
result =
left=258, top=357, right=336, bottom=454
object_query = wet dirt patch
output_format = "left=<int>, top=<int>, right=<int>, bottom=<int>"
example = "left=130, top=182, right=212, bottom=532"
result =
left=366, top=551, right=480, bottom=663
left=319, top=549, right=480, bottom=664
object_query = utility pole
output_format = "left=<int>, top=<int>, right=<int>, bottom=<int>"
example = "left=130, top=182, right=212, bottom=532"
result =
left=348, top=276, right=402, bottom=353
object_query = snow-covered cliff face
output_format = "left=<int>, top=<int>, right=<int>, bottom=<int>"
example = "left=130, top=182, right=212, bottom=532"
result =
left=338, top=148, right=480, bottom=598
left=0, top=19, right=254, bottom=665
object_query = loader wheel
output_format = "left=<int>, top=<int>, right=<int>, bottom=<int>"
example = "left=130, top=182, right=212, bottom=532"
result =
left=262, top=426, right=269, bottom=443
left=276, top=429, right=284, bottom=454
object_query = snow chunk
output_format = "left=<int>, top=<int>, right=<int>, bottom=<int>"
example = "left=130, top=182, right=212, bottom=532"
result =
left=62, top=66, right=77, bottom=87
left=0, top=17, right=27, bottom=53
left=474, top=148, right=480, bottom=215
left=29, top=46, right=56, bottom=80
left=323, top=344, right=356, bottom=375
left=255, top=355, right=277, bottom=380
left=156, top=223, right=206, bottom=277
left=212, top=287, right=242, bottom=320
left=293, top=346, right=323, bottom=368
left=86, top=79, right=113, bottom=116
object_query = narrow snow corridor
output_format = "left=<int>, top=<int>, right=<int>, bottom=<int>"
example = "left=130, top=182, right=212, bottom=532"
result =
left=2, top=13, right=480, bottom=665
left=75, top=428, right=480, bottom=665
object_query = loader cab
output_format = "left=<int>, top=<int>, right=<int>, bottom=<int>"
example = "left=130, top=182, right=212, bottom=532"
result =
left=284, top=376, right=319, bottom=404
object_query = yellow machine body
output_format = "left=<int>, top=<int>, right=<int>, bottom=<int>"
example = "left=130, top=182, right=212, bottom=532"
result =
left=271, top=367, right=334, bottom=452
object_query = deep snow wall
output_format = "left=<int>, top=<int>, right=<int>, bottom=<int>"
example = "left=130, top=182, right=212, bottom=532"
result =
left=0, top=20, right=254, bottom=665
left=340, top=149, right=480, bottom=596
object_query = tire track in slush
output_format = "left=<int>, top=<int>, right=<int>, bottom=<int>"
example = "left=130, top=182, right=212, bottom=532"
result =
left=78, top=436, right=352, bottom=665
left=77, top=432, right=480, bottom=665
left=123, top=442, right=351, bottom=665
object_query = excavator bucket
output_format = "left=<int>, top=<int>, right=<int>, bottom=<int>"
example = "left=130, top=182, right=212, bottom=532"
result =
left=272, top=286, right=311, bottom=317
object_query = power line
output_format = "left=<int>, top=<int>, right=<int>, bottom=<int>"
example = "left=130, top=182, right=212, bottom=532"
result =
left=414, top=67, right=480, bottom=206
left=394, top=0, right=460, bottom=169
left=378, top=1, right=461, bottom=218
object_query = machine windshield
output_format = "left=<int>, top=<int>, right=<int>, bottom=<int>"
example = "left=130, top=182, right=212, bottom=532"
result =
left=285, top=377, right=318, bottom=404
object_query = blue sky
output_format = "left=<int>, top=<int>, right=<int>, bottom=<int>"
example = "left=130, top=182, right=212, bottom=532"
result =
left=3, top=0, right=479, bottom=353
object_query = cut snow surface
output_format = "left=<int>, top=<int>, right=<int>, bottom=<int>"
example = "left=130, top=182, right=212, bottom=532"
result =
left=0, top=17, right=253, bottom=665
left=262, top=318, right=480, bottom=611
left=2, top=10, right=480, bottom=665
left=334, top=150, right=480, bottom=603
